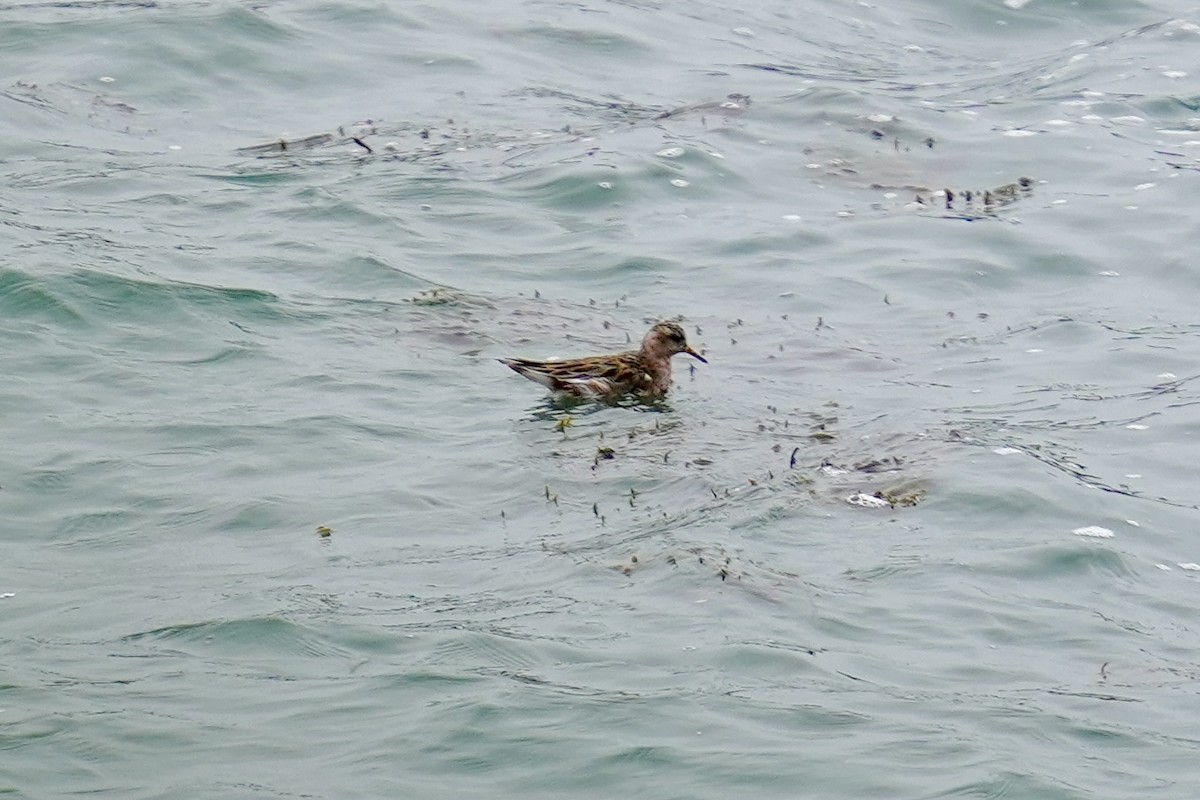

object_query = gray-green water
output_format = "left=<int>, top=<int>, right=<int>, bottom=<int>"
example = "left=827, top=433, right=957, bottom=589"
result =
left=4, top=1, right=1200, bottom=797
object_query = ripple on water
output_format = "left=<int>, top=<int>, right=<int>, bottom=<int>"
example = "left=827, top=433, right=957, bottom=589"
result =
left=0, top=268, right=86, bottom=326
left=125, top=616, right=352, bottom=663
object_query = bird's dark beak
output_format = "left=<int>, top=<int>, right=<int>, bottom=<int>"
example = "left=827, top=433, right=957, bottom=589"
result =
left=684, top=346, right=707, bottom=364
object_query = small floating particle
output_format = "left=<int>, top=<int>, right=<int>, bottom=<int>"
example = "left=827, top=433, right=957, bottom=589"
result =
left=598, top=181, right=613, bottom=189
left=1125, top=423, right=1148, bottom=430
left=99, top=75, right=115, bottom=83
left=1126, top=520, right=1140, bottom=527
left=656, top=146, right=685, bottom=158
left=1179, top=563, right=1200, bottom=571
left=670, top=178, right=689, bottom=188
left=992, top=447, right=1022, bottom=455
left=316, top=525, right=332, bottom=537
left=1072, top=525, right=1115, bottom=538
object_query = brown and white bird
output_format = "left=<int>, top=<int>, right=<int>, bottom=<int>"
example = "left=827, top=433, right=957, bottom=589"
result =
left=498, top=321, right=707, bottom=400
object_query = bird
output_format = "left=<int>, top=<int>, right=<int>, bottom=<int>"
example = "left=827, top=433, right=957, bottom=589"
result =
left=498, top=321, right=707, bottom=400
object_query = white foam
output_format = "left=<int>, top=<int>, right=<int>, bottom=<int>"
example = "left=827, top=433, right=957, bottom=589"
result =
left=846, top=493, right=889, bottom=508
left=1073, top=526, right=1115, bottom=538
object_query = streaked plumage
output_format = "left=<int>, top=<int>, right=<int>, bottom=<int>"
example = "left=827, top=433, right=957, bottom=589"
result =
left=499, top=321, right=707, bottom=400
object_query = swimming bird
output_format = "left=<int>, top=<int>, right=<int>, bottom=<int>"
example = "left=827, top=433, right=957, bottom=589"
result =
left=499, top=321, right=707, bottom=400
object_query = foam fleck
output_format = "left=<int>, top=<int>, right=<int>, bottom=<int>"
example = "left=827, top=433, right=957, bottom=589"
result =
left=846, top=493, right=889, bottom=508
left=1073, top=526, right=1115, bottom=538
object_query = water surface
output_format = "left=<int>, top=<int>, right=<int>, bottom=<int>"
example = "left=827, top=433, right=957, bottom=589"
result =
left=3, top=0, right=1200, bottom=797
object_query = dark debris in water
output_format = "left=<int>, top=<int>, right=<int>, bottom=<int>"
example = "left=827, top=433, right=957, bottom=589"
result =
left=908, top=176, right=1036, bottom=221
